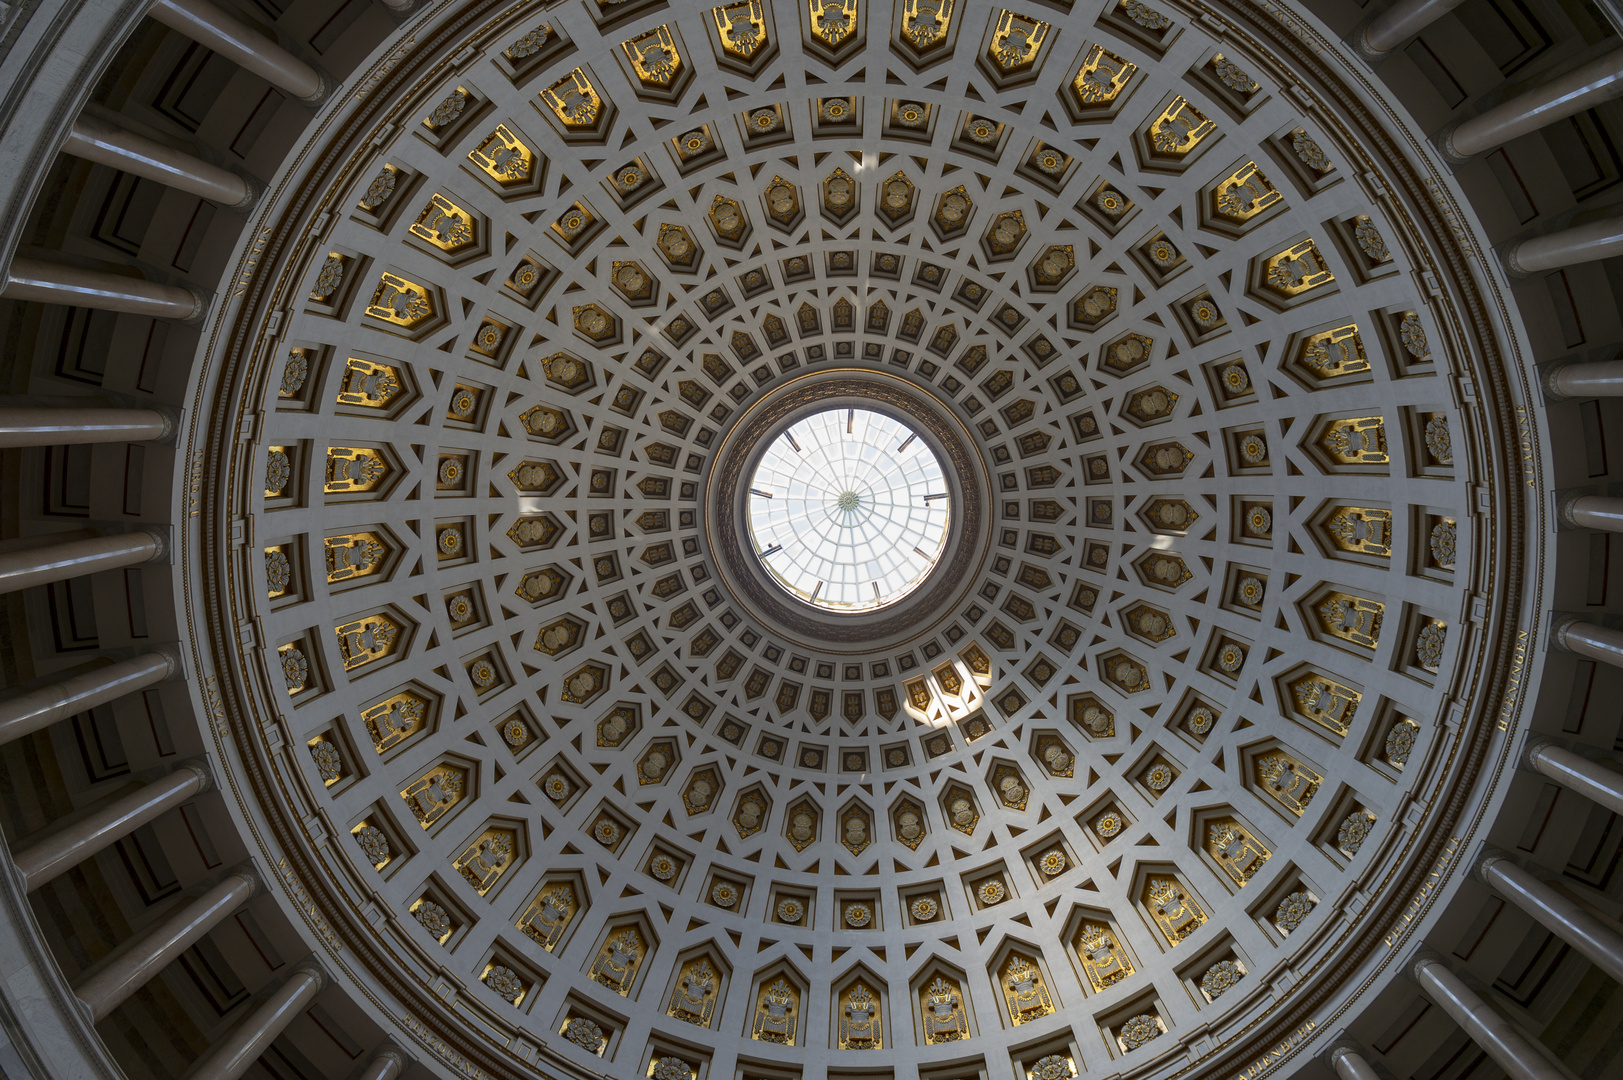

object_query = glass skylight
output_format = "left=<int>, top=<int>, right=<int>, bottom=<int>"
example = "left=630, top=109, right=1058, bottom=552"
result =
left=747, top=408, right=950, bottom=611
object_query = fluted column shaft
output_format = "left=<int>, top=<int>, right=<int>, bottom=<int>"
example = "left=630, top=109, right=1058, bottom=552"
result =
left=1364, top=0, right=1469, bottom=54
left=1449, top=48, right=1623, bottom=158
left=1527, top=741, right=1623, bottom=817
left=1413, top=957, right=1566, bottom=1080
left=2, top=258, right=202, bottom=321
left=148, top=0, right=324, bottom=102
left=1481, top=856, right=1623, bottom=983
left=189, top=963, right=324, bottom=1080
left=1507, top=216, right=1623, bottom=276
left=75, top=869, right=256, bottom=1020
left=0, top=529, right=165, bottom=595
left=1547, top=361, right=1623, bottom=399
left=1553, top=617, right=1623, bottom=671
left=0, top=405, right=172, bottom=448
left=1331, top=1047, right=1383, bottom=1080
left=0, top=650, right=179, bottom=746
left=12, top=762, right=209, bottom=891
left=63, top=115, right=252, bottom=207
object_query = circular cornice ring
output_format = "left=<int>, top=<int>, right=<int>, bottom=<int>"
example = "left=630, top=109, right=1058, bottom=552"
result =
left=704, top=370, right=990, bottom=648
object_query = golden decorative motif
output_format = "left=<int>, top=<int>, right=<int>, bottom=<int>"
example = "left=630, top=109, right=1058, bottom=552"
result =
left=1296, top=324, right=1369, bottom=381
left=1323, top=505, right=1392, bottom=557
left=808, top=0, right=858, bottom=47
left=1316, top=590, right=1384, bottom=650
left=837, top=981, right=883, bottom=1048
left=714, top=0, right=768, bottom=59
left=1207, top=818, right=1270, bottom=886
left=622, top=25, right=683, bottom=87
left=709, top=195, right=749, bottom=241
left=334, top=357, right=402, bottom=409
left=1256, top=752, right=1320, bottom=816
left=987, top=9, right=1050, bottom=73
left=1289, top=671, right=1362, bottom=736
left=1071, top=44, right=1134, bottom=107
left=999, top=954, right=1054, bottom=1023
left=785, top=799, right=819, bottom=850
left=752, top=977, right=799, bottom=1043
left=324, top=531, right=388, bottom=584
left=468, top=125, right=534, bottom=185
left=517, top=883, right=576, bottom=949
left=541, top=69, right=603, bottom=128
left=410, top=193, right=476, bottom=252
left=589, top=927, right=644, bottom=994
left=901, top=0, right=953, bottom=51
left=1075, top=922, right=1134, bottom=991
left=401, top=764, right=466, bottom=827
left=1212, top=161, right=1281, bottom=222
left=1147, top=97, right=1215, bottom=159
left=362, top=690, right=427, bottom=752
left=1318, top=416, right=1389, bottom=465
left=453, top=828, right=516, bottom=894
left=335, top=612, right=403, bottom=670
left=1262, top=239, right=1335, bottom=297
left=668, top=957, right=720, bottom=1025
left=920, top=975, right=968, bottom=1042
left=366, top=273, right=434, bottom=327
left=1145, top=875, right=1205, bottom=944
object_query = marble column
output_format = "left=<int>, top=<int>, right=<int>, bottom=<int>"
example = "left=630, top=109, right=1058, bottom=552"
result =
left=1557, top=493, right=1623, bottom=532
left=148, top=0, right=325, bottom=102
left=12, top=760, right=211, bottom=892
left=1545, top=361, right=1623, bottom=399
left=2, top=257, right=204, bottom=321
left=1506, top=216, right=1623, bottom=277
left=188, top=960, right=326, bottom=1080
left=1551, top=616, right=1623, bottom=672
left=63, top=114, right=254, bottom=208
left=0, top=529, right=166, bottom=595
left=0, top=405, right=174, bottom=448
left=1360, top=0, right=1469, bottom=57
left=1445, top=48, right=1623, bottom=160
left=74, top=866, right=258, bottom=1020
left=1412, top=955, right=1566, bottom=1080
left=1479, top=853, right=1623, bottom=983
left=0, top=649, right=181, bottom=746
left=1329, top=1045, right=1383, bottom=1080
left=1526, top=739, right=1623, bottom=817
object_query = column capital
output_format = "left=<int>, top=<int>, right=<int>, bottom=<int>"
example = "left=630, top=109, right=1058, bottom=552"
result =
left=1406, top=945, right=1448, bottom=983
left=1554, top=489, right=1591, bottom=528
left=348, top=1042, right=412, bottom=1080
left=1347, top=18, right=1392, bottom=63
left=180, top=287, right=210, bottom=326
left=1502, top=239, right=1533, bottom=279
left=177, top=755, right=216, bottom=796
left=230, top=174, right=263, bottom=213
left=223, top=859, right=264, bottom=898
left=138, top=526, right=171, bottom=563
left=1549, top=613, right=1586, bottom=653
left=151, top=404, right=181, bottom=445
left=1434, top=121, right=1473, bottom=166
left=1327, top=1039, right=1369, bottom=1068
left=1522, top=735, right=1561, bottom=772
left=289, top=954, right=330, bottom=994
left=1541, top=360, right=1578, bottom=403
left=153, top=642, right=188, bottom=681
left=1473, top=844, right=1517, bottom=884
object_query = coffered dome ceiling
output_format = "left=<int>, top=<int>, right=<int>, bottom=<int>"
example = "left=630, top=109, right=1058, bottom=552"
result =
left=181, top=0, right=1540, bottom=1078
